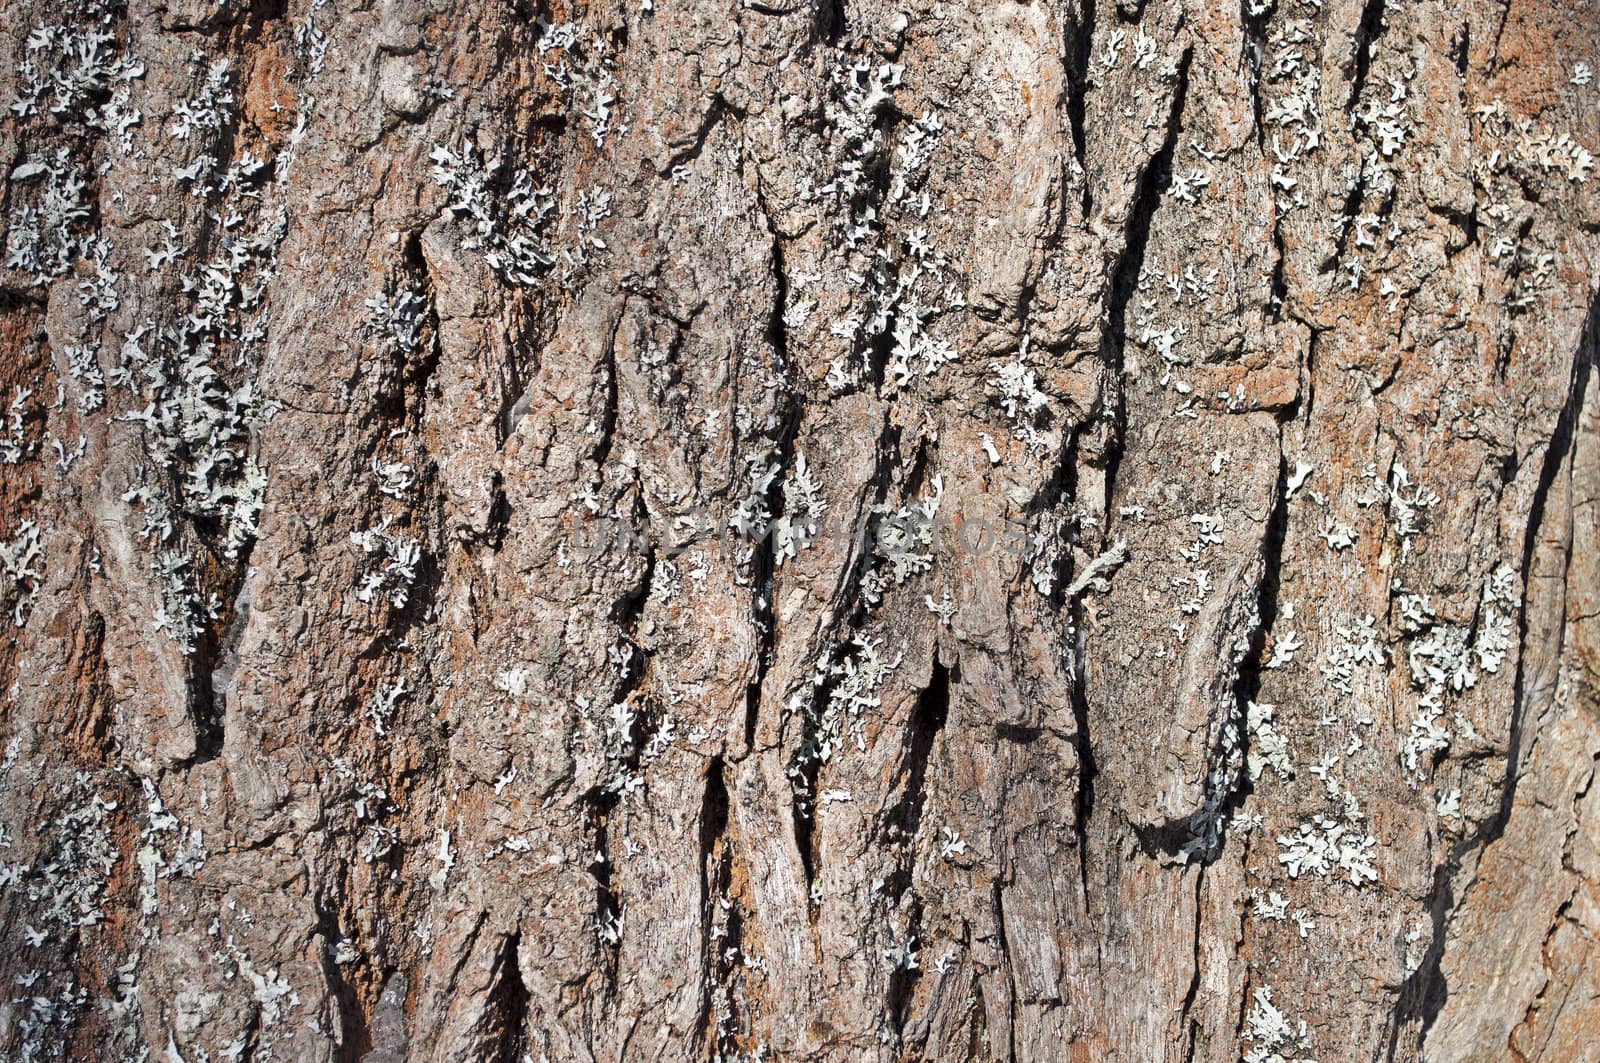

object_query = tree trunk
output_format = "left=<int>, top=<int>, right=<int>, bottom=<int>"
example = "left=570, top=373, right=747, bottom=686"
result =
left=1, top=0, right=1598, bottom=1059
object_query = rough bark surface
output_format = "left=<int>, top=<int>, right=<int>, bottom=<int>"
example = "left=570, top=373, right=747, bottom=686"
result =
left=1, top=0, right=1597, bottom=1060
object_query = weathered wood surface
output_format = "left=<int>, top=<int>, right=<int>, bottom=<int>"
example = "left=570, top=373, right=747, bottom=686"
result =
left=0, top=0, right=1597, bottom=1059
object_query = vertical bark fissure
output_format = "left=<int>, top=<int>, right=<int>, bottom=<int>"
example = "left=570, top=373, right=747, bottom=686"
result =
left=816, top=0, right=846, bottom=44
left=1346, top=0, right=1389, bottom=110
left=312, top=898, right=368, bottom=1062
left=1240, top=0, right=1269, bottom=150
left=1063, top=0, right=1096, bottom=216
left=745, top=218, right=798, bottom=751
left=1069, top=619, right=1098, bottom=897
left=992, top=877, right=1019, bottom=1063
left=488, top=932, right=531, bottom=1063
left=1098, top=45, right=1192, bottom=513
left=1178, top=867, right=1205, bottom=1063
left=1413, top=293, right=1599, bottom=1045
left=883, top=659, right=949, bottom=1034
left=696, top=757, right=733, bottom=1053
left=583, top=789, right=624, bottom=986
left=1490, top=299, right=1596, bottom=848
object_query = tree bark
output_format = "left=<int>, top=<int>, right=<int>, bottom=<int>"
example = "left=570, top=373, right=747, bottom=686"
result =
left=1, top=0, right=1598, bottom=1059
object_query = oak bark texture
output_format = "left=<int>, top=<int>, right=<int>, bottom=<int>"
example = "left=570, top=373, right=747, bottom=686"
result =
left=1, top=0, right=1598, bottom=1060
